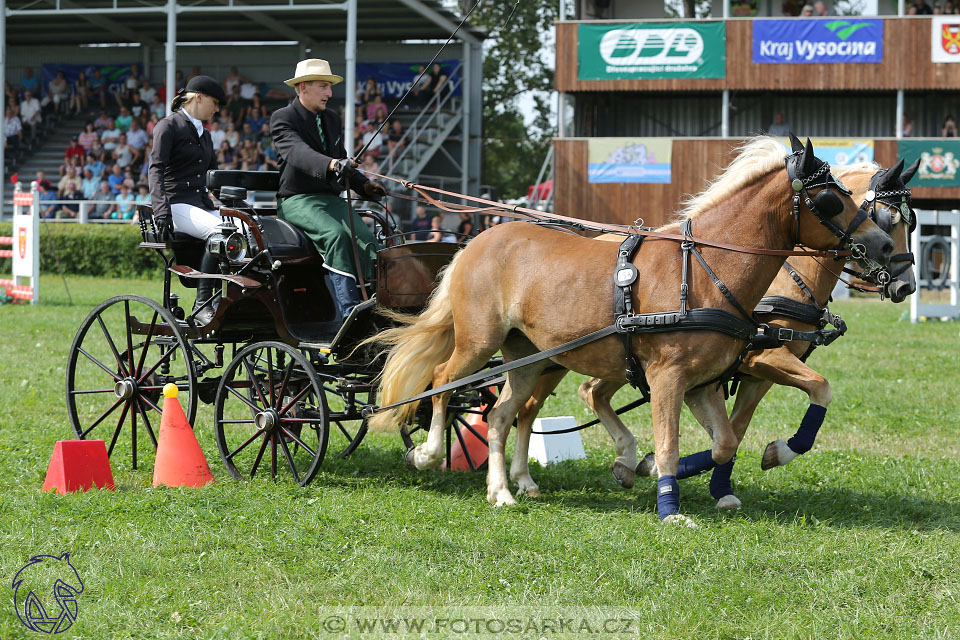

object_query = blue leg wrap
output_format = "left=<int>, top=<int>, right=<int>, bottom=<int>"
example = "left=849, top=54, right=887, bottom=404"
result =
left=709, top=458, right=735, bottom=499
left=786, top=404, right=827, bottom=455
left=657, top=475, right=680, bottom=520
left=676, top=449, right=716, bottom=479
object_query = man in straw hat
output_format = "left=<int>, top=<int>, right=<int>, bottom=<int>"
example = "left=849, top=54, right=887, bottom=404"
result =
left=270, top=58, right=386, bottom=320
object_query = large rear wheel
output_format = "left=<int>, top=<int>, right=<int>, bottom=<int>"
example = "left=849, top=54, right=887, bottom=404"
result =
left=65, top=295, right=197, bottom=469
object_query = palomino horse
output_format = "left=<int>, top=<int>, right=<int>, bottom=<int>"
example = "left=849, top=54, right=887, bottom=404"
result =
left=368, top=137, right=894, bottom=526
left=510, top=158, right=919, bottom=509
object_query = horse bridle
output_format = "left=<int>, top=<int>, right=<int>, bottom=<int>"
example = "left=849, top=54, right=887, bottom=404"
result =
left=784, top=151, right=873, bottom=264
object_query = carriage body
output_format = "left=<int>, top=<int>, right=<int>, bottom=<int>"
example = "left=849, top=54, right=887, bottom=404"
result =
left=65, top=169, right=484, bottom=486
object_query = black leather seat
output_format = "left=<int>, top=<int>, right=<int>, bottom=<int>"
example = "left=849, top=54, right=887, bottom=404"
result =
left=206, top=169, right=279, bottom=192
left=257, top=217, right=319, bottom=260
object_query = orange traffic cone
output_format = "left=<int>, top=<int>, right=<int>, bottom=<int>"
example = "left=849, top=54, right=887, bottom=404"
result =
left=445, top=401, right=491, bottom=471
left=153, top=384, right=214, bottom=488
left=42, top=440, right=115, bottom=494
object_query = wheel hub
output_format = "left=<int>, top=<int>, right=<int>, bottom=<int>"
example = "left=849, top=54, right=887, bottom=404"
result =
left=114, top=378, right=137, bottom=400
left=255, top=408, right=281, bottom=433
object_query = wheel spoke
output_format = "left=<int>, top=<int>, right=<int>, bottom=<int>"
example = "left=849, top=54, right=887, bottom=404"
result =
left=267, top=349, right=275, bottom=409
left=453, top=421, right=478, bottom=470
left=107, top=401, right=131, bottom=457
left=137, top=345, right=178, bottom=384
left=78, top=347, right=122, bottom=382
left=458, top=415, right=488, bottom=444
left=274, top=359, right=295, bottom=410
left=130, top=393, right=138, bottom=469
left=134, top=310, right=159, bottom=378
left=80, top=396, right=125, bottom=438
left=278, top=436, right=300, bottom=484
left=70, top=388, right=116, bottom=395
left=278, top=384, right=312, bottom=416
left=225, top=428, right=267, bottom=461
left=270, top=433, right=278, bottom=477
left=124, top=300, right=136, bottom=379
left=241, top=356, right=270, bottom=408
left=140, top=395, right=162, bottom=414
left=96, top=313, right=128, bottom=377
left=249, top=433, right=270, bottom=479
left=279, top=425, right=317, bottom=458
left=225, top=383, right=263, bottom=413
left=134, top=398, right=157, bottom=447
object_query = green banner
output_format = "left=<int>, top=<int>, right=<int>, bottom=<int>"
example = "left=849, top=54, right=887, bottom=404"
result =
left=898, top=139, right=960, bottom=188
left=578, top=22, right=726, bottom=80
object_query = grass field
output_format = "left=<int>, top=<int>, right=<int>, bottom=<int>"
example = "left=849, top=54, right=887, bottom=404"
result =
left=1, top=275, right=959, bottom=639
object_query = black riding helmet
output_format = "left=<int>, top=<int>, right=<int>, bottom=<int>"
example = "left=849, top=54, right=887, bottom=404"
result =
left=183, top=75, right=226, bottom=104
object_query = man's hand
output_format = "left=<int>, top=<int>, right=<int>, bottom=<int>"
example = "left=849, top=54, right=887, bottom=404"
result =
left=363, top=180, right=386, bottom=201
left=154, top=214, right=173, bottom=241
left=333, top=157, right=359, bottom=182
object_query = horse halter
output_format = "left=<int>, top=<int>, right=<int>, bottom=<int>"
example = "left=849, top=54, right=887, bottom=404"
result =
left=784, top=151, right=872, bottom=264
left=854, top=168, right=916, bottom=285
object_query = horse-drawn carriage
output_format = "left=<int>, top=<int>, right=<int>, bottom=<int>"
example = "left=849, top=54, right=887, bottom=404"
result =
left=65, top=169, right=496, bottom=485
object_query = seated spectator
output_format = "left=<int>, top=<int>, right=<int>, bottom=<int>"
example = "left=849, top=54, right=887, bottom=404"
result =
left=767, top=111, right=791, bottom=136
left=427, top=215, right=444, bottom=242
left=139, top=80, right=156, bottom=104
left=19, top=90, right=41, bottom=139
left=112, top=184, right=136, bottom=220
left=122, top=168, right=137, bottom=191
left=914, top=0, right=933, bottom=13
left=209, top=120, right=225, bottom=149
left=58, top=166, right=82, bottom=197
left=85, top=153, right=106, bottom=180
left=70, top=71, right=89, bottom=116
left=100, top=120, right=121, bottom=155
left=149, top=94, right=165, bottom=120
left=59, top=182, right=81, bottom=218
left=261, top=138, right=278, bottom=170
left=800, top=4, right=814, bottom=15
left=93, top=110, right=112, bottom=132
left=257, top=122, right=272, bottom=147
left=427, top=63, right=448, bottom=104
left=387, top=119, right=405, bottom=157
left=814, top=1, right=829, bottom=15
left=39, top=182, right=59, bottom=219
left=78, top=121, right=98, bottom=151
left=134, top=182, right=150, bottom=207
left=34, top=170, right=53, bottom=191
left=366, top=95, right=388, bottom=122
left=223, top=66, right=248, bottom=96
left=360, top=153, right=380, bottom=176
left=114, top=106, right=132, bottom=132
left=65, top=136, right=86, bottom=165
left=217, top=141, right=238, bottom=170
left=89, top=68, right=108, bottom=109
left=410, top=65, right=430, bottom=109
left=225, top=85, right=245, bottom=124
left=139, top=141, right=152, bottom=182
left=4, top=107, right=22, bottom=154
left=240, top=121, right=258, bottom=145
left=129, top=92, right=147, bottom=120
left=45, top=71, right=69, bottom=114
left=361, top=123, right=384, bottom=158
left=362, top=77, right=381, bottom=104
left=146, top=112, right=161, bottom=136
left=80, top=167, right=99, bottom=200
left=239, top=79, right=258, bottom=103
left=410, top=204, right=432, bottom=241
left=239, top=138, right=261, bottom=170
left=245, top=102, right=267, bottom=132
left=89, top=180, right=114, bottom=219
left=126, top=119, right=149, bottom=151
left=901, top=114, right=914, bottom=137
left=113, top=133, right=140, bottom=169
left=107, top=163, right=124, bottom=194
left=19, top=67, right=40, bottom=97
left=456, top=212, right=474, bottom=237
left=223, top=120, right=240, bottom=149
left=116, top=66, right=142, bottom=108
left=942, top=115, right=958, bottom=137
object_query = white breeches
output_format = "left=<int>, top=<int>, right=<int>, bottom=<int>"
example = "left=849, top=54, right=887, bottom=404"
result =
left=170, top=203, right=221, bottom=240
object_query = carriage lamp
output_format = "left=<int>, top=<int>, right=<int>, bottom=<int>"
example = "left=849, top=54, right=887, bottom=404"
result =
left=207, top=222, right=247, bottom=262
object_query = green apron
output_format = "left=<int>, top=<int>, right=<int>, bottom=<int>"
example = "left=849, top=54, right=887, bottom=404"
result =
left=277, top=193, right=377, bottom=282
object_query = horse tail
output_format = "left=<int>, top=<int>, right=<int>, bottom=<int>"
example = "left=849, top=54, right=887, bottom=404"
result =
left=365, top=250, right=463, bottom=432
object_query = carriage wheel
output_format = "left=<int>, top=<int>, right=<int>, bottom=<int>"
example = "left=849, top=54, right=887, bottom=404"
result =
left=214, top=341, right=329, bottom=486
left=321, top=383, right=371, bottom=459
left=66, top=295, right=198, bottom=470
left=399, top=385, right=499, bottom=472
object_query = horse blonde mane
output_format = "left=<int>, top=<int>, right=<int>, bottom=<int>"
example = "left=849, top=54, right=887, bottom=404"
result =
left=678, top=136, right=790, bottom=220
left=832, top=161, right=880, bottom=179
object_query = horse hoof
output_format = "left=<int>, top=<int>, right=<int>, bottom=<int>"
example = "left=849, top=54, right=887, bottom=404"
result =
left=716, top=494, right=742, bottom=510
left=404, top=448, right=418, bottom=471
left=521, top=487, right=541, bottom=498
left=662, top=514, right=699, bottom=529
left=635, top=452, right=657, bottom=477
left=612, top=461, right=636, bottom=489
left=489, top=492, right=517, bottom=507
left=761, top=439, right=797, bottom=470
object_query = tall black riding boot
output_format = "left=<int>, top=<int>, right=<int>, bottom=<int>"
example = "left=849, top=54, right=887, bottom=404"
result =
left=193, top=251, right=221, bottom=325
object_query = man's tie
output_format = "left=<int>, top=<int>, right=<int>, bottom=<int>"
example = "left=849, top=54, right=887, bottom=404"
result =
left=315, top=114, right=326, bottom=152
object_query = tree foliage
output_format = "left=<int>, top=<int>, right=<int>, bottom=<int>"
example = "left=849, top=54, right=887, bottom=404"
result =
left=467, top=1, right=557, bottom=199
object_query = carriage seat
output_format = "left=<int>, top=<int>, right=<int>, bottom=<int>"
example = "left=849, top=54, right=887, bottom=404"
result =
left=256, top=216, right=320, bottom=261
left=206, top=169, right=279, bottom=193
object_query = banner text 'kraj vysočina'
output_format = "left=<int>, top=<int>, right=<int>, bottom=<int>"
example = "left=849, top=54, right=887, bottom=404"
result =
left=752, top=19, right=883, bottom=64
left=774, top=138, right=874, bottom=166
left=578, top=22, right=725, bottom=80
left=898, top=140, right=960, bottom=188
left=587, top=138, right=672, bottom=184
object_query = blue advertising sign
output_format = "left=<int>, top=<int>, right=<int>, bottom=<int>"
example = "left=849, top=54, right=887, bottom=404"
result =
left=41, top=63, right=140, bottom=97
left=354, top=60, right=461, bottom=99
left=752, top=19, right=883, bottom=64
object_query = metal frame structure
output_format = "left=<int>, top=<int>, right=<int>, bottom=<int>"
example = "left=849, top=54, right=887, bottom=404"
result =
left=0, top=0, right=484, bottom=214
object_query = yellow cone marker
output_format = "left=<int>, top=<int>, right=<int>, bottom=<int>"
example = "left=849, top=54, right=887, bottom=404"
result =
left=163, top=383, right=179, bottom=398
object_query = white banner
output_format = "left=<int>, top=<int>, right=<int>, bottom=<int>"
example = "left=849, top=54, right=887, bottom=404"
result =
left=932, top=16, right=960, bottom=63
left=11, top=214, right=35, bottom=279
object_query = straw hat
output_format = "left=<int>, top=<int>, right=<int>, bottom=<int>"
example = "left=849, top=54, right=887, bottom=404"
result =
left=284, top=59, right=343, bottom=87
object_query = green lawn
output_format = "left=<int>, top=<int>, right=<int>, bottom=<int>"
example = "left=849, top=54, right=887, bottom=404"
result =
left=1, top=275, right=959, bottom=639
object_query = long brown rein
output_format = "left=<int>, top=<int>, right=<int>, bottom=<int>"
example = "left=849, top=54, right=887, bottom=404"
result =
left=367, top=171, right=854, bottom=259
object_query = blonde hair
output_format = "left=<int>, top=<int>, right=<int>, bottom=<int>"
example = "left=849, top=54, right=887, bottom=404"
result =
left=171, top=91, right=199, bottom=113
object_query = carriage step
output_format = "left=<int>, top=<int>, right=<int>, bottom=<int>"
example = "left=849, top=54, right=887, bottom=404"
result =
left=169, top=265, right=262, bottom=289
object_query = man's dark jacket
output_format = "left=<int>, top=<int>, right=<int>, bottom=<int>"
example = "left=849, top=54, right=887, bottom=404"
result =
left=270, top=97, right=368, bottom=200
left=148, top=110, right=217, bottom=220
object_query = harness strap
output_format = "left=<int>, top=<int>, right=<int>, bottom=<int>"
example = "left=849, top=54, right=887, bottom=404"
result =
left=783, top=261, right=819, bottom=306
left=613, top=234, right=647, bottom=392
left=368, top=324, right=620, bottom=415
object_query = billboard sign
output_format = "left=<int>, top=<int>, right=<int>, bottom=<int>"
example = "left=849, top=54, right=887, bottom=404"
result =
left=932, top=16, right=960, bottom=63
left=752, top=19, right=883, bottom=64
left=587, top=138, right=672, bottom=184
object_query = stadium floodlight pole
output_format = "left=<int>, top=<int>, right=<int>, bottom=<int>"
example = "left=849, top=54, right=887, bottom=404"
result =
left=0, top=4, right=6, bottom=218
left=165, top=0, right=176, bottom=116
left=345, top=0, right=357, bottom=156
left=353, top=0, right=483, bottom=160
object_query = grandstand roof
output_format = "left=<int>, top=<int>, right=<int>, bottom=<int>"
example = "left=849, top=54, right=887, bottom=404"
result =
left=4, top=0, right=486, bottom=48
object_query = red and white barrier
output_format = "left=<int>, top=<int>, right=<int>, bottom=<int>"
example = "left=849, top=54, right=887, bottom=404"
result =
left=3, top=184, right=39, bottom=304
